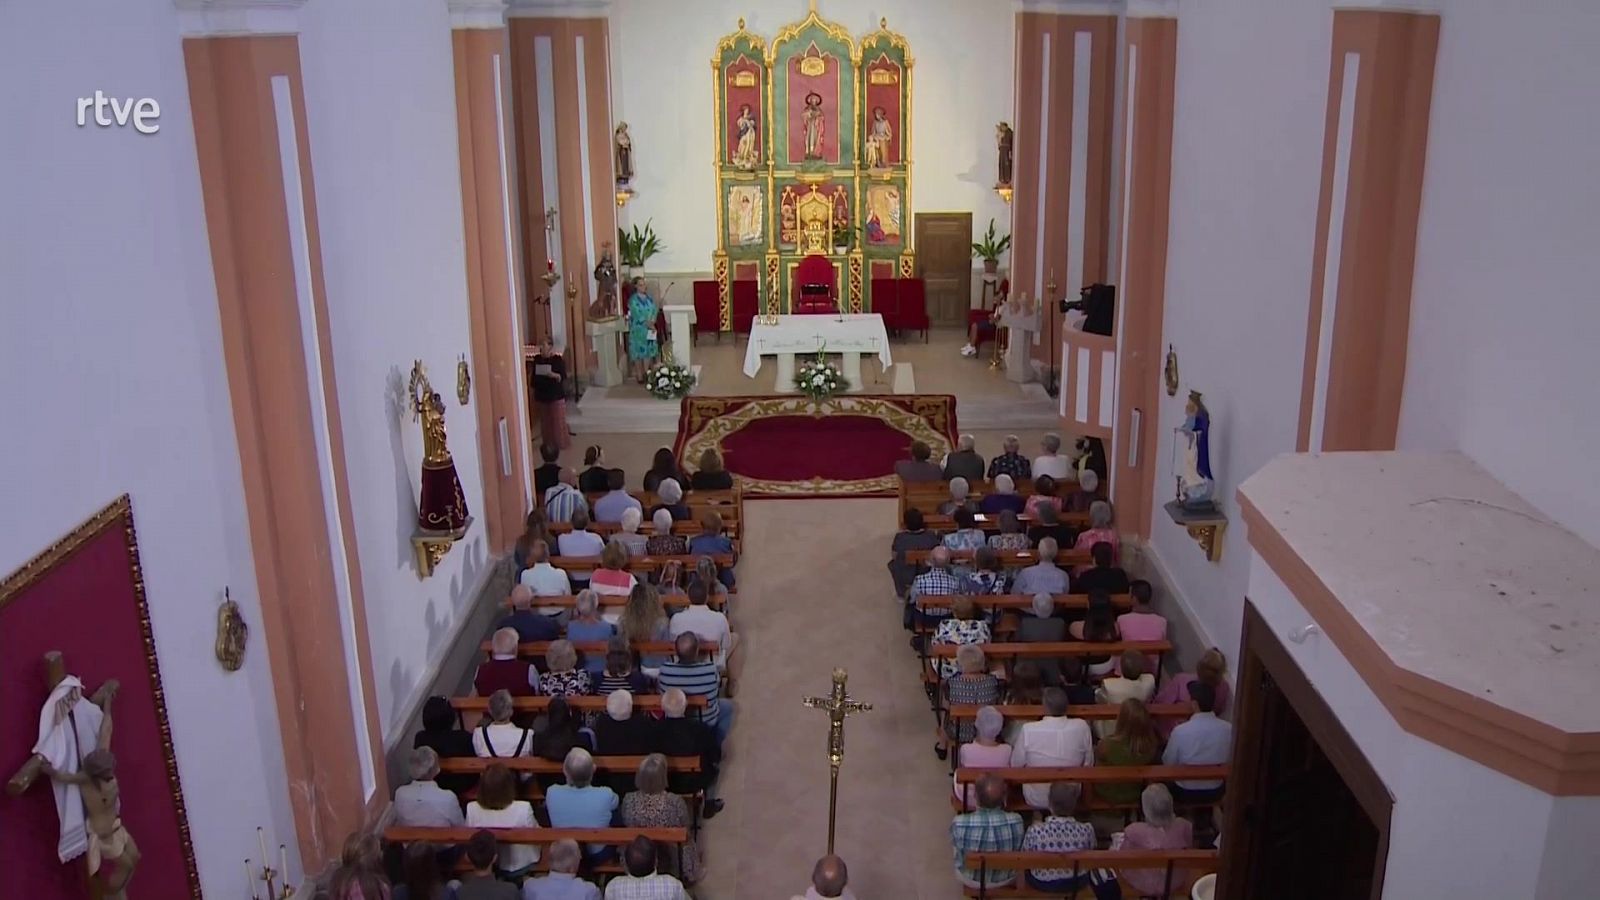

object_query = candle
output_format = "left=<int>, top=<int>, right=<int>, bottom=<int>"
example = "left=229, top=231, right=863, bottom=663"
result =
left=280, top=844, right=289, bottom=888
left=257, top=828, right=270, bottom=872
left=245, top=859, right=256, bottom=898
left=547, top=258, right=555, bottom=273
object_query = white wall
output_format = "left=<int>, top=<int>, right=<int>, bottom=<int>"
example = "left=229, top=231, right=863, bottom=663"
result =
left=299, top=0, right=496, bottom=742
left=0, top=0, right=300, bottom=891
left=1146, top=0, right=1331, bottom=657
left=1397, top=0, right=1600, bottom=550
left=1248, top=556, right=1567, bottom=898
left=607, top=0, right=1014, bottom=273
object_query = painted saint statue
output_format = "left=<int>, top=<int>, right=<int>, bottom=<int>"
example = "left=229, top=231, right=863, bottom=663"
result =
left=802, top=91, right=825, bottom=160
left=865, top=105, right=893, bottom=169
left=1177, top=390, right=1216, bottom=511
left=733, top=104, right=760, bottom=169
left=614, top=122, right=634, bottom=185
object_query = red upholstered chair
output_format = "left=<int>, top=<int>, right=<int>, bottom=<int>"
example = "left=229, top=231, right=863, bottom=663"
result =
left=692, top=280, right=721, bottom=343
left=731, top=280, right=758, bottom=336
left=871, top=278, right=900, bottom=331
left=898, top=278, right=930, bottom=341
left=792, top=254, right=837, bottom=314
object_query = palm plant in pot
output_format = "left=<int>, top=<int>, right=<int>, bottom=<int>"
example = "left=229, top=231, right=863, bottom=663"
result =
left=971, top=218, right=1012, bottom=276
left=617, top=219, right=665, bottom=277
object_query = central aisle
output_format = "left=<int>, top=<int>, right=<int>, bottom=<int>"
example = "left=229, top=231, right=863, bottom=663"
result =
left=694, top=499, right=964, bottom=900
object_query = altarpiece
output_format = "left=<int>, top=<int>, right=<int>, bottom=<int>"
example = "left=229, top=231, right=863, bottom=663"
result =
left=711, top=4, right=914, bottom=328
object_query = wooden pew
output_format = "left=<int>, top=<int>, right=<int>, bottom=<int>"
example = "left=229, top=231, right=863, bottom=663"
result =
left=550, top=553, right=735, bottom=573
left=944, top=703, right=1192, bottom=723
left=577, top=488, right=743, bottom=535
left=914, top=593, right=1131, bottom=612
left=899, top=478, right=1037, bottom=518
left=438, top=755, right=701, bottom=776
left=546, top=520, right=703, bottom=536
left=449, top=694, right=706, bottom=715
left=500, top=593, right=728, bottom=612
left=923, top=510, right=1090, bottom=532
left=481, top=639, right=719, bottom=659
left=960, top=849, right=1219, bottom=899
left=953, top=764, right=1229, bottom=813
left=383, top=825, right=688, bottom=876
left=927, top=640, right=1171, bottom=663
left=902, top=548, right=1089, bottom=569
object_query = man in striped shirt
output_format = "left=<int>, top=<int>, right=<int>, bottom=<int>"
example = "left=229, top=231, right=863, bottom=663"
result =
left=656, top=632, right=732, bottom=744
left=544, top=468, right=589, bottom=525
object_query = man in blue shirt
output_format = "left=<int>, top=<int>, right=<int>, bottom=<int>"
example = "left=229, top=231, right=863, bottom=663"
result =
left=497, top=585, right=560, bottom=642
left=686, top=510, right=737, bottom=589
left=522, top=839, right=601, bottom=900
left=544, top=748, right=620, bottom=861
left=657, top=632, right=732, bottom=743
left=1011, top=537, right=1071, bottom=595
left=593, top=468, right=643, bottom=524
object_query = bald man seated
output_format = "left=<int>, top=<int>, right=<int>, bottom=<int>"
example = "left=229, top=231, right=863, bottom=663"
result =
left=793, top=854, right=858, bottom=900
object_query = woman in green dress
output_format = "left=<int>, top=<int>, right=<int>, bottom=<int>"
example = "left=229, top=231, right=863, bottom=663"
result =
left=626, top=276, right=659, bottom=382
left=1094, top=697, right=1161, bottom=807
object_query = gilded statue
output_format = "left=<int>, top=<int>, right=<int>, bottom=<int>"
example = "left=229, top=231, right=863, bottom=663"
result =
left=865, top=105, right=892, bottom=169
left=996, top=122, right=1014, bottom=187
left=733, top=103, right=761, bottom=169
left=410, top=361, right=470, bottom=533
left=215, top=590, right=247, bottom=671
left=802, top=92, right=825, bottom=160
left=614, top=122, right=634, bottom=186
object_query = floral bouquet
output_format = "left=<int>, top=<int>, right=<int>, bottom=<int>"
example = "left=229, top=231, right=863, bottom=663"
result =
left=796, top=346, right=848, bottom=401
left=646, top=360, right=696, bottom=399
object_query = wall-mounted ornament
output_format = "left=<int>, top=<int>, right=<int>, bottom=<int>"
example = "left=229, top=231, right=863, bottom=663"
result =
left=1164, top=344, right=1179, bottom=396
left=456, top=354, right=471, bottom=406
left=995, top=122, right=1014, bottom=195
left=215, top=588, right=247, bottom=672
left=410, top=361, right=471, bottom=578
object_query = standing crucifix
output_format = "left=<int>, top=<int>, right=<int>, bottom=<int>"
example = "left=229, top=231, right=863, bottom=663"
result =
left=802, top=667, right=873, bottom=854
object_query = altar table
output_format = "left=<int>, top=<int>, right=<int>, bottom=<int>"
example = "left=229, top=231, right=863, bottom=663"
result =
left=742, top=313, right=892, bottom=393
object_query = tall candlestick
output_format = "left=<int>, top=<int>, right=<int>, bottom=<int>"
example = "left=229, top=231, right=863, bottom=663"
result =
left=246, top=859, right=256, bottom=899
left=280, top=844, right=289, bottom=889
left=258, top=828, right=270, bottom=872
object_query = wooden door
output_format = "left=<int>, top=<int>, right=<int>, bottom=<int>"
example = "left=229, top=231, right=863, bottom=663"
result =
left=1219, top=602, right=1392, bottom=900
left=913, top=212, right=972, bottom=326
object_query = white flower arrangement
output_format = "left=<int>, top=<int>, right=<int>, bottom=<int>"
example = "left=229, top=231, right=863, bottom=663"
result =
left=796, top=346, right=848, bottom=401
left=646, top=361, right=696, bottom=399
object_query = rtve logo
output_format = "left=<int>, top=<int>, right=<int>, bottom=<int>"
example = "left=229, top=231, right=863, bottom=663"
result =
left=76, top=91, right=161, bottom=135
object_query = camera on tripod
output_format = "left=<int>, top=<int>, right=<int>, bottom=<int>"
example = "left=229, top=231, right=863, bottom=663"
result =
left=1061, top=283, right=1116, bottom=337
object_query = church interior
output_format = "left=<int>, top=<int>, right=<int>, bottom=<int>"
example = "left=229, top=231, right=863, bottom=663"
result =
left=4, top=0, right=1599, bottom=898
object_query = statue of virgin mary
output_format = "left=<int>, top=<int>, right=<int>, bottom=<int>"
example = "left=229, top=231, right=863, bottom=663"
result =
left=1176, top=390, right=1216, bottom=511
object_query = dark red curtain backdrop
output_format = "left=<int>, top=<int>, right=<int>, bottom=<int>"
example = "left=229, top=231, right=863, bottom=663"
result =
left=0, top=499, right=199, bottom=899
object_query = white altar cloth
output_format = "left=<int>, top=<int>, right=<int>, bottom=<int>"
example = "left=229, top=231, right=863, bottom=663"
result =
left=742, top=314, right=893, bottom=393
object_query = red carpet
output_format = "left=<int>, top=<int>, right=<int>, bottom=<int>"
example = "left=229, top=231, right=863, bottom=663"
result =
left=673, top=395, right=958, bottom=496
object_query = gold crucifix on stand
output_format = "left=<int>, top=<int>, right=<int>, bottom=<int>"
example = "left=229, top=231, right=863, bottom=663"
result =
left=802, top=667, right=873, bottom=854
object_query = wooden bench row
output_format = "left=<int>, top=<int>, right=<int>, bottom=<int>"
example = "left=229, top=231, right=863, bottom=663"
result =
left=481, top=639, right=721, bottom=660
left=449, top=694, right=708, bottom=714
left=961, top=849, right=1218, bottom=900
left=953, top=764, right=1229, bottom=814
left=502, top=593, right=729, bottom=612
left=914, top=593, right=1130, bottom=612
left=383, top=826, right=689, bottom=877
left=902, top=548, right=1089, bottom=568
left=944, top=703, right=1192, bottom=723
left=437, top=755, right=700, bottom=776
left=548, top=552, right=735, bottom=573
left=922, top=511, right=1091, bottom=532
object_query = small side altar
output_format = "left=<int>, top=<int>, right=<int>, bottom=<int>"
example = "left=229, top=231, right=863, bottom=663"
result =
left=710, top=3, right=914, bottom=329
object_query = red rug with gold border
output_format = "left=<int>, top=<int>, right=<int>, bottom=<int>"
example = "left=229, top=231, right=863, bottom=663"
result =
left=673, top=394, right=958, bottom=497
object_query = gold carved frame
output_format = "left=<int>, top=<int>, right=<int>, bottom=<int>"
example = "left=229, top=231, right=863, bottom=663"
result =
left=0, top=494, right=203, bottom=898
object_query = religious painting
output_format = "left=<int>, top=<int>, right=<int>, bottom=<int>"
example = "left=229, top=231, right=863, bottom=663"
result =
left=0, top=496, right=201, bottom=899
left=863, top=53, right=904, bottom=169
left=725, top=54, right=764, bottom=170
left=865, top=184, right=902, bottom=245
left=727, top=184, right=765, bottom=247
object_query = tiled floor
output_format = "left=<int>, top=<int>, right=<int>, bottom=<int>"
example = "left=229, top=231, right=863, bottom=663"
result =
left=689, top=499, right=968, bottom=900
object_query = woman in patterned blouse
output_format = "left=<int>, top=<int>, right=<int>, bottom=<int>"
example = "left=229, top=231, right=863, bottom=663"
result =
left=941, top=507, right=987, bottom=552
left=933, top=596, right=992, bottom=678
left=987, top=510, right=1032, bottom=551
left=621, top=754, right=702, bottom=884
left=536, top=639, right=593, bottom=698
left=644, top=508, right=689, bottom=557
left=1021, top=781, right=1119, bottom=898
left=966, top=546, right=1011, bottom=596
left=939, top=643, right=1000, bottom=760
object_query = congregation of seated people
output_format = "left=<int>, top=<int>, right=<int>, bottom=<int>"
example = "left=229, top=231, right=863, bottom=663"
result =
left=354, top=444, right=753, bottom=898
left=889, top=433, right=1231, bottom=896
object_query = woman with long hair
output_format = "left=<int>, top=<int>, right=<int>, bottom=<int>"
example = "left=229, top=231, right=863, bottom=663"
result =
left=393, top=842, right=455, bottom=900
left=512, top=508, right=549, bottom=574
left=465, top=763, right=539, bottom=878
left=1095, top=697, right=1162, bottom=806
left=327, top=832, right=389, bottom=900
left=691, top=448, right=734, bottom=491
left=618, top=583, right=671, bottom=675
left=1069, top=591, right=1120, bottom=677
left=1154, top=647, right=1231, bottom=739
left=642, top=447, right=687, bottom=493
left=532, top=695, right=594, bottom=761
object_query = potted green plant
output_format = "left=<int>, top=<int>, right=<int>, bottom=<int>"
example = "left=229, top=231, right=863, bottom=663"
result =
left=832, top=222, right=867, bottom=254
left=617, top=219, right=665, bottom=277
left=971, top=218, right=1012, bottom=276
